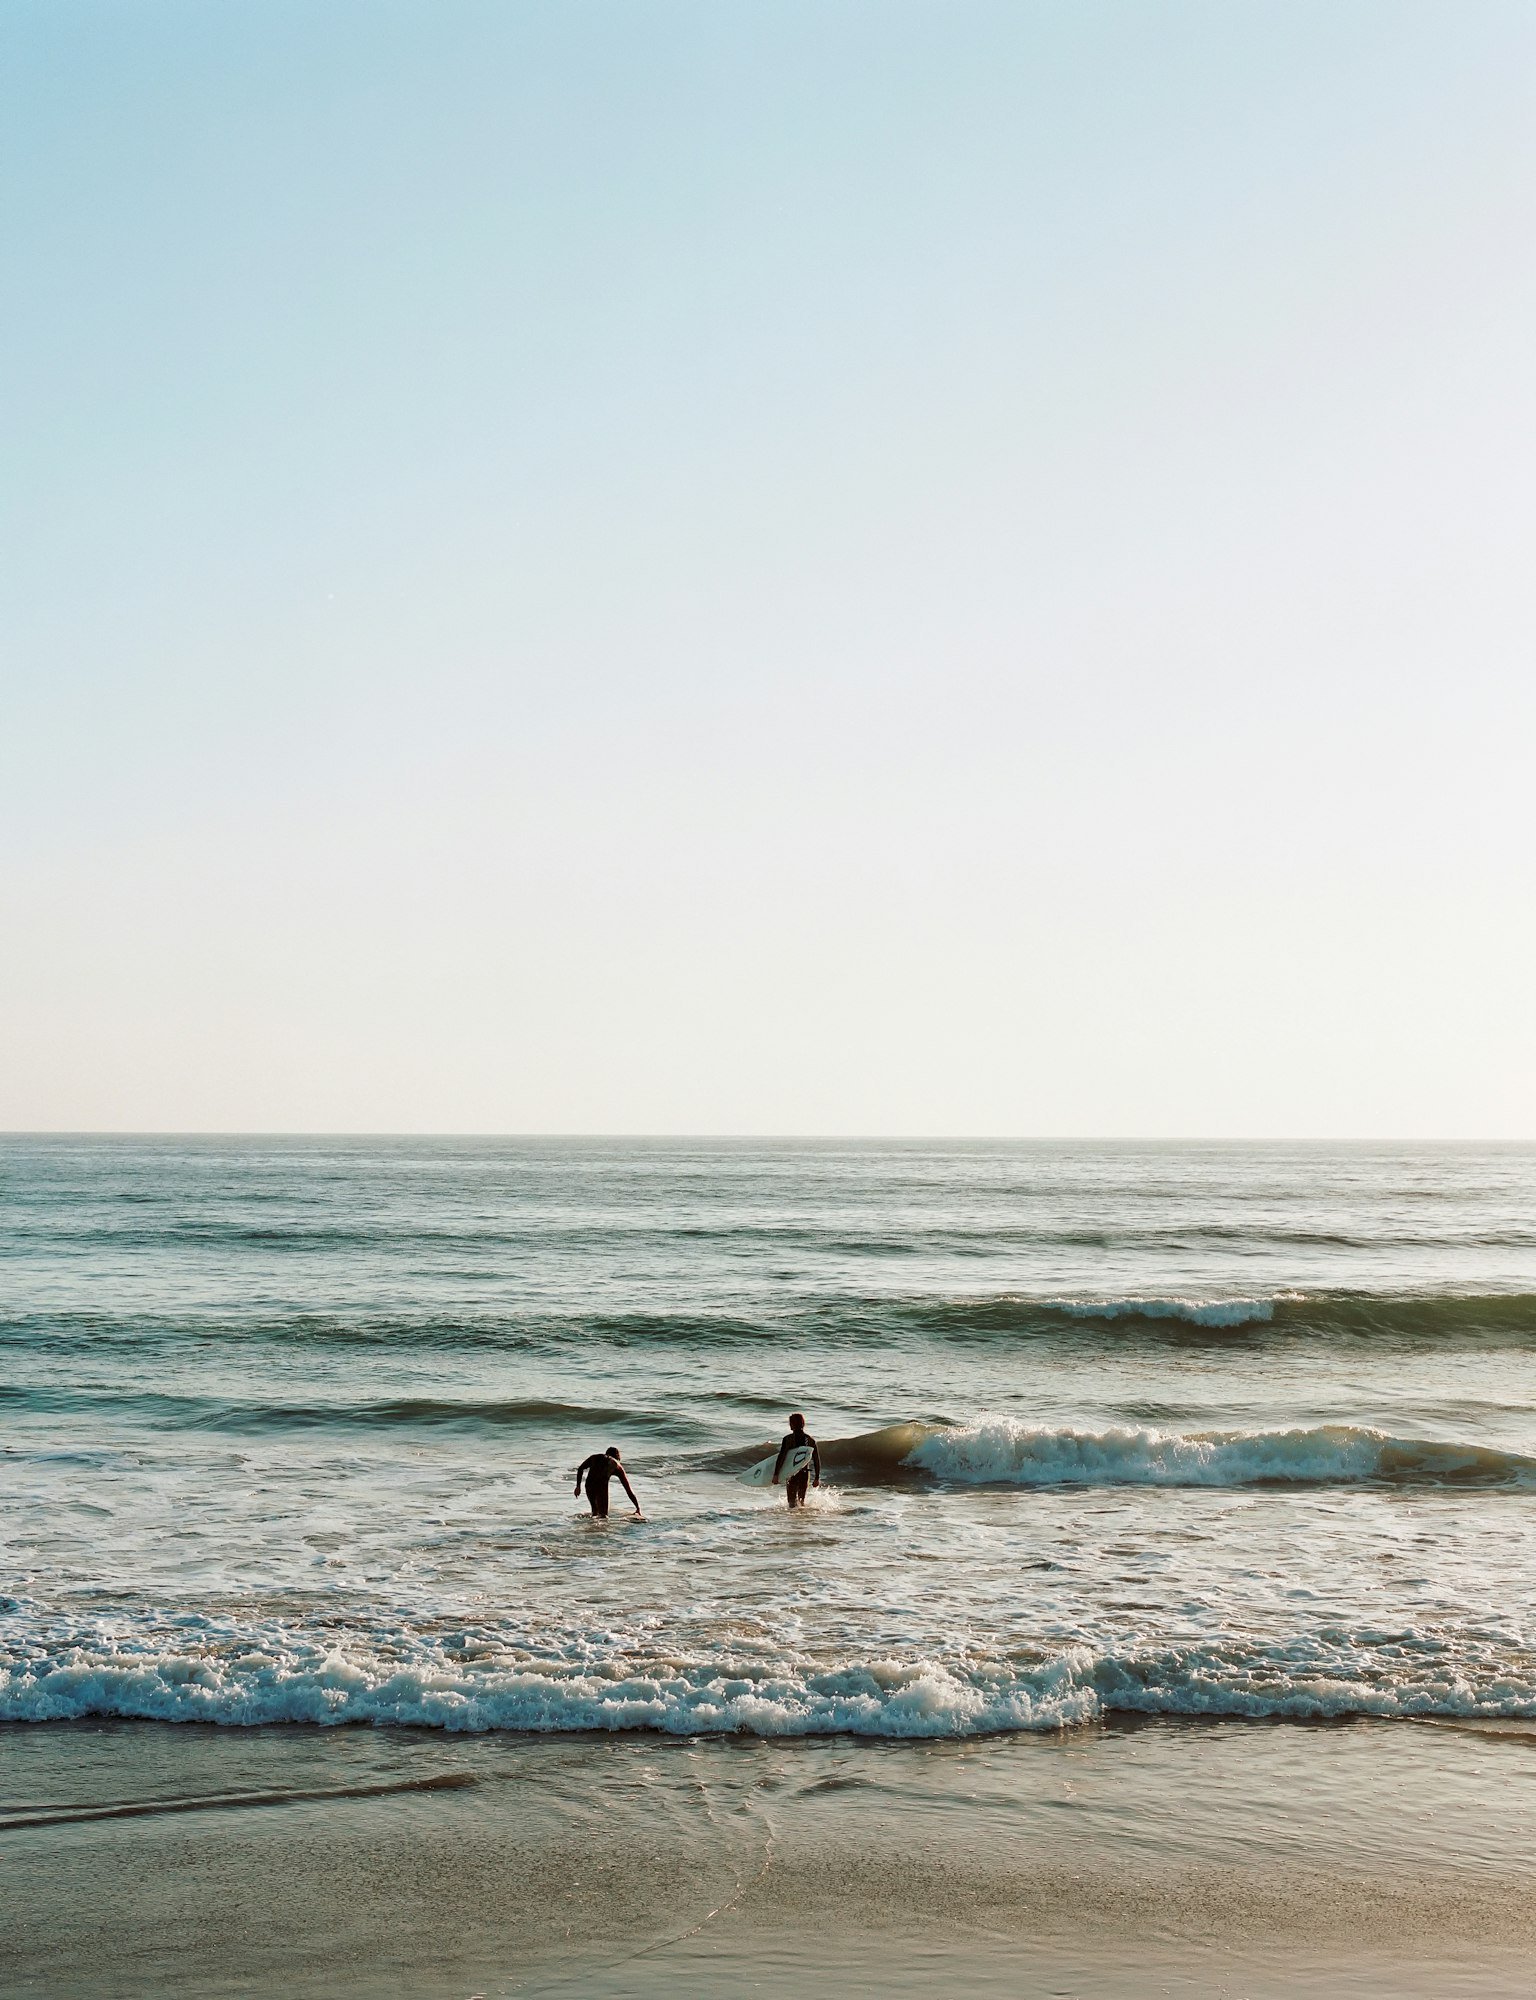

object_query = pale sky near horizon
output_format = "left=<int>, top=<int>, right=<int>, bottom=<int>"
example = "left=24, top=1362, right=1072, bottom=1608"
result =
left=3, top=1, right=1533, bottom=1136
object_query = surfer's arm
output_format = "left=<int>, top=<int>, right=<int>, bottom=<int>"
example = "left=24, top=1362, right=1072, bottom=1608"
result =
left=574, top=1456, right=592, bottom=1496
left=771, top=1440, right=790, bottom=1483
left=811, top=1440, right=822, bottom=1486
left=617, top=1468, right=640, bottom=1509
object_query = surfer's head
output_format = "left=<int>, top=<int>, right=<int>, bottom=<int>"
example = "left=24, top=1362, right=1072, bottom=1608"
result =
left=788, top=1412, right=804, bottom=1432
left=606, top=1446, right=621, bottom=1460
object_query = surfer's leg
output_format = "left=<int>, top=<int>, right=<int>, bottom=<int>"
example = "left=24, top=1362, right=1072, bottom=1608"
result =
left=588, top=1490, right=609, bottom=1519
left=787, top=1469, right=810, bottom=1508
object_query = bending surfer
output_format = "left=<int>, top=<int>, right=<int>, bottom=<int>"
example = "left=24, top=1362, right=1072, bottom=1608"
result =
left=772, top=1412, right=821, bottom=1509
left=574, top=1445, right=641, bottom=1520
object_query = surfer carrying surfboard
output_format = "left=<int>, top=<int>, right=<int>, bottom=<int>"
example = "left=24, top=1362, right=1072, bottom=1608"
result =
left=772, top=1413, right=821, bottom=1508
left=574, top=1445, right=641, bottom=1520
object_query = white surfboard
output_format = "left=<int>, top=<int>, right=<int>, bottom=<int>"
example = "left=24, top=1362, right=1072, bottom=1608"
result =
left=738, top=1443, right=815, bottom=1487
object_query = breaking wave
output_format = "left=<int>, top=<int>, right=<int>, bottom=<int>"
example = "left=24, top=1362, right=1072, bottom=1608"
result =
left=5, top=1624, right=1535, bottom=1736
left=709, top=1419, right=1536, bottom=1491
left=899, top=1420, right=1536, bottom=1490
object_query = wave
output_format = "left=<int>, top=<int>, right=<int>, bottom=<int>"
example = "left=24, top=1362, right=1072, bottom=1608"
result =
left=6, top=1627, right=1535, bottom=1736
left=0, top=1308, right=778, bottom=1355
left=897, top=1420, right=1536, bottom=1490
left=11, top=1218, right=1536, bottom=1254
left=5, top=1291, right=1536, bottom=1358
left=0, top=1385, right=707, bottom=1440
left=711, top=1417, right=1536, bottom=1491
left=883, top=1290, right=1536, bottom=1346
left=702, top=1422, right=935, bottom=1479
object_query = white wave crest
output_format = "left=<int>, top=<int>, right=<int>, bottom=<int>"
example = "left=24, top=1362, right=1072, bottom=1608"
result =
left=1054, top=1296, right=1282, bottom=1326
left=0, top=1644, right=1096, bottom=1737
left=903, top=1420, right=1536, bottom=1489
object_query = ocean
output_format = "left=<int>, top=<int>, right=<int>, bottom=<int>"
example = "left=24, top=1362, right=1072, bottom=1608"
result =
left=5, top=1135, right=1536, bottom=1740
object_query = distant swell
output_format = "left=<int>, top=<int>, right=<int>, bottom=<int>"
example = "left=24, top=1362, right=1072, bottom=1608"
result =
left=10, top=1221, right=1536, bottom=1253
left=886, top=1290, right=1536, bottom=1346
left=5, top=1290, right=1536, bottom=1358
left=0, top=1385, right=705, bottom=1440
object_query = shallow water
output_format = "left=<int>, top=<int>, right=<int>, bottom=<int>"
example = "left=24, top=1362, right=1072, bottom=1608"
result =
left=6, top=1717, right=1536, bottom=1997
left=4, top=1137, right=1536, bottom=1740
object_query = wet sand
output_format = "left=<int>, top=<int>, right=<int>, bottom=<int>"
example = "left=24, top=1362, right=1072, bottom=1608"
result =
left=4, top=1717, right=1535, bottom=1997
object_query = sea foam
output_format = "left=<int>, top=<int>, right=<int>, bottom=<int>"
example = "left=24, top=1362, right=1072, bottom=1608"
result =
left=5, top=1626, right=1534, bottom=1735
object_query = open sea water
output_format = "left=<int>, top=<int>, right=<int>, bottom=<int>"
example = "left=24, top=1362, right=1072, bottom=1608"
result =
left=4, top=1137, right=1536, bottom=1739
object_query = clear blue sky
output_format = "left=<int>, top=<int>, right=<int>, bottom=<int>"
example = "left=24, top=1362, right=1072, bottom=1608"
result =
left=3, top=1, right=1533, bottom=1133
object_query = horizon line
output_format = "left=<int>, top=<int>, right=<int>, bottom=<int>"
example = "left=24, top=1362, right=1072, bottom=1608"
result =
left=4, top=1131, right=1533, bottom=1147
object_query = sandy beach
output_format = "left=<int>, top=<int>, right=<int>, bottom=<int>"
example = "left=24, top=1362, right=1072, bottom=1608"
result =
left=6, top=1715, right=1536, bottom=1997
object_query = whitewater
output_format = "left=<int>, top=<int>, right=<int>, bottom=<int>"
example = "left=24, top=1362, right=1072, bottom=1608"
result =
left=4, top=1137, right=1536, bottom=1737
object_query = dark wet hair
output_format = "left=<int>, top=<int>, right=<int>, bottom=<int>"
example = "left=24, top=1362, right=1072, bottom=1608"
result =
left=789, top=1413, right=804, bottom=1428
left=606, top=1445, right=621, bottom=1458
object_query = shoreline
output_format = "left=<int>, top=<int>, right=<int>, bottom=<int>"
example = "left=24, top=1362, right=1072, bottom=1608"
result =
left=5, top=1715, right=1535, bottom=1997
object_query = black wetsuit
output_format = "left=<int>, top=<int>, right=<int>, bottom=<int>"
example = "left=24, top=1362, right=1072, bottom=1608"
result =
left=576, top=1453, right=630, bottom=1519
left=772, top=1430, right=819, bottom=1507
